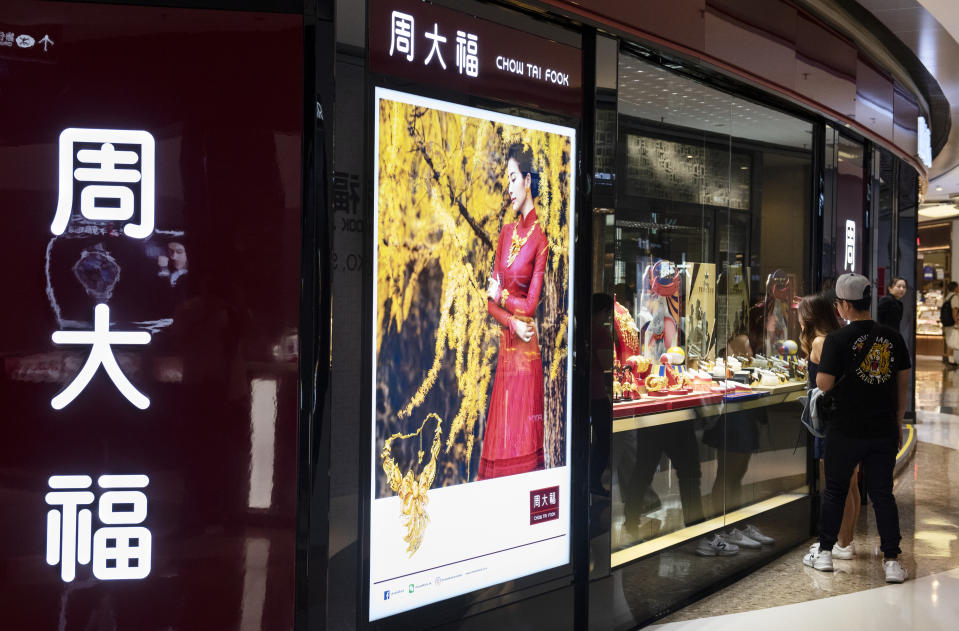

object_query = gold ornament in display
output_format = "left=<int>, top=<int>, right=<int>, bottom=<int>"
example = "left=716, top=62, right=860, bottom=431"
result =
left=627, top=354, right=651, bottom=373
left=381, top=413, right=443, bottom=557
left=645, top=375, right=668, bottom=391
left=615, top=308, right=640, bottom=352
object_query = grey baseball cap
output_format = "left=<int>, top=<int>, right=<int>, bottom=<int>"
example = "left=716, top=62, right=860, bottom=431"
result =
left=835, top=273, right=871, bottom=300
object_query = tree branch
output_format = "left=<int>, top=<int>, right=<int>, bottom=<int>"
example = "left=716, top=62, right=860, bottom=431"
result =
left=407, top=116, right=494, bottom=251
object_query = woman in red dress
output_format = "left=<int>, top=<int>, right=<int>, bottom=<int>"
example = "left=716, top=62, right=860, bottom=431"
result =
left=479, top=143, right=548, bottom=480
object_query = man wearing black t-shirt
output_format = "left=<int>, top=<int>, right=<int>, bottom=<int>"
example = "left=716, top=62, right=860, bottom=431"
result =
left=803, top=273, right=911, bottom=583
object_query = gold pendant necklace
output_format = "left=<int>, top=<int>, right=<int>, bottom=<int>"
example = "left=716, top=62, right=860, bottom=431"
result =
left=381, top=413, right=443, bottom=557
left=506, top=222, right=535, bottom=268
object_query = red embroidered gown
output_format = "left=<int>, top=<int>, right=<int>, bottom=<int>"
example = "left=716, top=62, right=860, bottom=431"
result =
left=478, top=208, right=548, bottom=480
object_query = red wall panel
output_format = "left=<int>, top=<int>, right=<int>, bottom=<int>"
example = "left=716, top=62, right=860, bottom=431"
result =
left=0, top=2, right=304, bottom=629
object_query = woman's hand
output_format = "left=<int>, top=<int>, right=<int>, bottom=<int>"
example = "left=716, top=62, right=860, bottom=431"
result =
left=487, top=275, right=501, bottom=302
left=511, top=317, right=535, bottom=343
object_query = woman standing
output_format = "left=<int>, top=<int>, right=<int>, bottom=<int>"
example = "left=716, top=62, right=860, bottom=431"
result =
left=877, top=276, right=906, bottom=330
left=480, top=143, right=548, bottom=479
left=799, top=294, right=859, bottom=560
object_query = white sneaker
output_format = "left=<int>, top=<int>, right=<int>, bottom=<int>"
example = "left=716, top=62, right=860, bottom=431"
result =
left=725, top=528, right=762, bottom=549
left=696, top=534, right=739, bottom=556
left=743, top=524, right=775, bottom=545
left=884, top=559, right=907, bottom=583
left=803, top=548, right=833, bottom=571
left=809, top=541, right=855, bottom=560
left=833, top=542, right=855, bottom=560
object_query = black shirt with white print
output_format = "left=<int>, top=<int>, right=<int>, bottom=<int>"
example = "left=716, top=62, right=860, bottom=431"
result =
left=818, top=320, right=911, bottom=439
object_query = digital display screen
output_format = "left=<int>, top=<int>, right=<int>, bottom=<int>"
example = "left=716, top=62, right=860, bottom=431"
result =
left=369, top=88, right=575, bottom=620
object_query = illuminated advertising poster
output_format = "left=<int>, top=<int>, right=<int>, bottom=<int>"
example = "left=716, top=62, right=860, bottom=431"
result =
left=370, top=88, right=575, bottom=620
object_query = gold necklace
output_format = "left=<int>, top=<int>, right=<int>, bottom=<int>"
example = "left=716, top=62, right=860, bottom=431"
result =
left=615, top=307, right=640, bottom=352
left=381, top=413, right=443, bottom=557
left=506, top=221, right=535, bottom=268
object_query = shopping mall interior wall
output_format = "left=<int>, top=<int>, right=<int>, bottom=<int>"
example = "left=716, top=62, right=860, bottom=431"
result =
left=541, top=0, right=923, bottom=159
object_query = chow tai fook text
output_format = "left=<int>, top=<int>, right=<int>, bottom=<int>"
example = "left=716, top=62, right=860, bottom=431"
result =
left=43, top=127, right=157, bottom=584
left=495, top=56, right=571, bottom=85
left=370, top=0, right=582, bottom=116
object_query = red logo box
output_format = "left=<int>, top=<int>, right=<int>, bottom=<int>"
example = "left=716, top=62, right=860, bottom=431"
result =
left=529, top=486, right=559, bottom=525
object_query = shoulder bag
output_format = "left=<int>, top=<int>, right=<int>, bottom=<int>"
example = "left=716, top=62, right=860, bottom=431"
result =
left=800, top=323, right=880, bottom=437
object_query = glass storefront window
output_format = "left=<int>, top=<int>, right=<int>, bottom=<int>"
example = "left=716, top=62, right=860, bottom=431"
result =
left=607, top=52, right=813, bottom=558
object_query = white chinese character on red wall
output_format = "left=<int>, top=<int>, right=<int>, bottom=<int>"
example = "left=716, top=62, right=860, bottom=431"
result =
left=389, top=11, right=415, bottom=62
left=424, top=23, right=447, bottom=69
left=46, top=474, right=151, bottom=582
left=51, top=303, right=151, bottom=410
left=455, top=31, right=478, bottom=77
left=51, top=128, right=155, bottom=239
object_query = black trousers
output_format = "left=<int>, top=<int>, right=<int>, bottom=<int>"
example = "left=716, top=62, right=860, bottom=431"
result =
left=818, top=428, right=901, bottom=557
left=622, top=423, right=704, bottom=527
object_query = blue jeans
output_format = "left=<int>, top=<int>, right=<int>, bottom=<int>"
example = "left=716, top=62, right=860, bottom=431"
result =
left=818, top=429, right=901, bottom=558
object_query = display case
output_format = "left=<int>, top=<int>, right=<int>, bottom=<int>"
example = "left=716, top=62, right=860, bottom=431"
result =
left=917, top=290, right=945, bottom=336
left=603, top=52, right=814, bottom=584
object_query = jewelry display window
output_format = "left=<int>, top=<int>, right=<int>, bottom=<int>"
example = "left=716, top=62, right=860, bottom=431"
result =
left=605, top=52, right=815, bottom=561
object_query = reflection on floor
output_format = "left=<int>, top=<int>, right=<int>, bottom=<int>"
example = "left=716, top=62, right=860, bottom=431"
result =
left=650, top=357, right=959, bottom=629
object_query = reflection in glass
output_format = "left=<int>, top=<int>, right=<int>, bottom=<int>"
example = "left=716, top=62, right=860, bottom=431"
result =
left=249, top=378, right=278, bottom=510
left=608, top=52, right=813, bottom=553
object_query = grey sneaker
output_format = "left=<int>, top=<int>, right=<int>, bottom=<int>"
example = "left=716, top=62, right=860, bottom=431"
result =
left=743, top=524, right=774, bottom=545
left=725, top=528, right=762, bottom=549
left=803, top=548, right=833, bottom=571
left=696, top=534, right=739, bottom=556
left=884, top=559, right=907, bottom=583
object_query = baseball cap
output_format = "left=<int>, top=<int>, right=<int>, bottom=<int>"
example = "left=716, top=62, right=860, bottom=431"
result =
left=835, top=273, right=871, bottom=301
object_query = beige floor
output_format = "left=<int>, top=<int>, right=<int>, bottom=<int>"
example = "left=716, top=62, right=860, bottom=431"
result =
left=654, top=357, right=959, bottom=624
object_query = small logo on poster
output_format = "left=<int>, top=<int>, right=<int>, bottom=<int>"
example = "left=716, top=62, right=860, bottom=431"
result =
left=383, top=590, right=390, bottom=600
left=408, top=583, right=414, bottom=593
left=529, top=485, right=560, bottom=525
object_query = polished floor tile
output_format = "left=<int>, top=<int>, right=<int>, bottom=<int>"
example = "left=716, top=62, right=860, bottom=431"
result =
left=651, top=358, right=959, bottom=629
left=650, top=567, right=959, bottom=630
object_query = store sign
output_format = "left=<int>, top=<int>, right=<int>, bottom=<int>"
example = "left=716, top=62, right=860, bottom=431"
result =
left=844, top=219, right=856, bottom=272
left=369, top=88, right=574, bottom=621
left=2, top=2, right=303, bottom=627
left=918, top=115, right=932, bottom=169
left=369, top=0, right=581, bottom=116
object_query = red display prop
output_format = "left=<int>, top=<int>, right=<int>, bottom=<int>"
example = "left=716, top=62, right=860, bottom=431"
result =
left=613, top=392, right=725, bottom=418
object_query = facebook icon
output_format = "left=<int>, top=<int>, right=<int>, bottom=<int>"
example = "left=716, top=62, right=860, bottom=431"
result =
left=384, top=590, right=390, bottom=601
